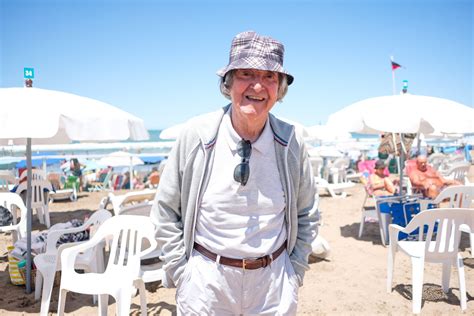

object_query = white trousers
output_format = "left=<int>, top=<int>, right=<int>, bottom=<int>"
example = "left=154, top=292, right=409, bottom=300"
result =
left=176, top=249, right=299, bottom=316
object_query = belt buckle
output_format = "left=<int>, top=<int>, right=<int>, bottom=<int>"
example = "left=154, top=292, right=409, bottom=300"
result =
left=242, top=258, right=248, bottom=270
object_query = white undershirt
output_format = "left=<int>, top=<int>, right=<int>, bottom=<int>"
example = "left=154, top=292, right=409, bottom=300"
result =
left=195, top=110, right=286, bottom=258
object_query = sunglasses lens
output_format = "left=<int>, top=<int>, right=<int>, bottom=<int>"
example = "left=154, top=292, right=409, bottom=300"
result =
left=237, top=140, right=251, bottom=158
left=234, top=162, right=250, bottom=185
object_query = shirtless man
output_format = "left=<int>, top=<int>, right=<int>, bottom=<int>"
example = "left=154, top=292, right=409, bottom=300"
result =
left=409, top=155, right=461, bottom=198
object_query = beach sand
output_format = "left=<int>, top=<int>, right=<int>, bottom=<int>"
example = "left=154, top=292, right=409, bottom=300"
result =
left=1, top=169, right=473, bottom=315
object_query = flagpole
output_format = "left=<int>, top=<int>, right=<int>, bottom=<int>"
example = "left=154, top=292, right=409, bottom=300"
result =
left=392, top=70, right=396, bottom=95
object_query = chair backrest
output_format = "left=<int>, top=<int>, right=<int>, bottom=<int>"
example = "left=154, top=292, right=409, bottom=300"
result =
left=45, top=209, right=112, bottom=254
left=309, top=156, right=323, bottom=178
left=432, top=185, right=474, bottom=208
left=0, top=192, right=27, bottom=239
left=19, top=169, right=46, bottom=181
left=93, top=215, right=156, bottom=274
left=427, top=153, right=447, bottom=171
left=109, top=190, right=156, bottom=216
left=443, top=162, right=470, bottom=184
left=402, top=208, right=473, bottom=261
left=15, top=179, right=52, bottom=207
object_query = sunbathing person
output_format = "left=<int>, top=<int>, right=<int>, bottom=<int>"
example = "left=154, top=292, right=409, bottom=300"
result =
left=409, top=155, right=461, bottom=199
left=369, top=160, right=397, bottom=196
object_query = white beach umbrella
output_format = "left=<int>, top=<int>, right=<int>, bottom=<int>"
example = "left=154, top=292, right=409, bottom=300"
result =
left=326, top=93, right=474, bottom=194
left=0, top=87, right=149, bottom=292
left=160, top=122, right=186, bottom=140
left=327, top=94, right=474, bottom=135
left=278, top=117, right=309, bottom=139
left=99, top=151, right=144, bottom=167
left=306, top=124, right=352, bottom=142
left=308, top=146, right=343, bottom=158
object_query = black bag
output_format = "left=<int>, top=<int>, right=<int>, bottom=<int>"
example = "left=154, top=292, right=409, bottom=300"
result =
left=0, top=205, right=13, bottom=226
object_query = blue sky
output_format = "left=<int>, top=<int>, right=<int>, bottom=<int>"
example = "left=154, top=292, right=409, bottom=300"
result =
left=1, top=0, right=472, bottom=130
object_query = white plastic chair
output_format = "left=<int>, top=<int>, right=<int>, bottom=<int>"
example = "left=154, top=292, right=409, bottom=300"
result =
left=427, top=153, right=447, bottom=171
left=419, top=185, right=474, bottom=257
left=34, top=209, right=112, bottom=316
left=309, top=156, right=324, bottom=178
left=114, top=201, right=164, bottom=293
left=442, top=162, right=470, bottom=184
left=358, top=176, right=391, bottom=243
left=15, top=179, right=53, bottom=227
left=107, top=189, right=156, bottom=216
left=19, top=169, right=47, bottom=181
left=0, top=192, right=27, bottom=243
left=57, top=215, right=157, bottom=316
left=314, top=177, right=354, bottom=198
left=387, top=208, right=473, bottom=314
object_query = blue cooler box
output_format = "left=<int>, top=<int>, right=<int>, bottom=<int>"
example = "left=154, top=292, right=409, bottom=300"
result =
left=379, top=198, right=435, bottom=240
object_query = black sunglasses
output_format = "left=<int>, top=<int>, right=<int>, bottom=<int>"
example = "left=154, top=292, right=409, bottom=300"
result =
left=233, top=139, right=252, bottom=185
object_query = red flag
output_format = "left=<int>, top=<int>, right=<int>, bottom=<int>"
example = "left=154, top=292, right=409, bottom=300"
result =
left=391, top=61, right=402, bottom=70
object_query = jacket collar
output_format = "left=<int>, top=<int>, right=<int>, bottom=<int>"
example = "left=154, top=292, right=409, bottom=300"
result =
left=197, top=103, right=293, bottom=149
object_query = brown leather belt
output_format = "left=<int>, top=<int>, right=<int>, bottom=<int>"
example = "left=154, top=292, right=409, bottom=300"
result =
left=193, top=242, right=287, bottom=270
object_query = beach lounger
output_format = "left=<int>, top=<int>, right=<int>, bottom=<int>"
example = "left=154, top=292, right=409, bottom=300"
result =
left=49, top=175, right=78, bottom=203
left=315, top=177, right=354, bottom=198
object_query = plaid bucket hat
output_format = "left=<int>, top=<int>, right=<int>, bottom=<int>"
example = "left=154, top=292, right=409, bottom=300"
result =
left=217, top=31, right=294, bottom=85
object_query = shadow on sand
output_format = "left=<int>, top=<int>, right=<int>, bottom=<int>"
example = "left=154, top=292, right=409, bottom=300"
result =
left=392, top=282, right=474, bottom=310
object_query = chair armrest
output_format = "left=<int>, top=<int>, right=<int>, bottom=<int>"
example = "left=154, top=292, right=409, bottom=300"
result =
left=388, top=223, right=405, bottom=245
left=60, top=237, right=104, bottom=271
left=140, top=237, right=158, bottom=259
left=46, top=222, right=91, bottom=253
left=0, top=223, right=20, bottom=233
left=418, top=199, right=434, bottom=211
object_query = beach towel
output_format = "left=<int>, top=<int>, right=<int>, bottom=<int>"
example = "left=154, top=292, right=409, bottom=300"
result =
left=0, top=205, right=13, bottom=226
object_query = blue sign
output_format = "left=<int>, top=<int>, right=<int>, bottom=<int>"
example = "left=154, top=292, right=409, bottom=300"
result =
left=24, top=68, right=34, bottom=79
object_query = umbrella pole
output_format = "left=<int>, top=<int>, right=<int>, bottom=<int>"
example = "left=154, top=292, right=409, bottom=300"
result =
left=399, top=134, right=405, bottom=196
left=130, top=156, right=133, bottom=190
left=25, top=138, right=33, bottom=293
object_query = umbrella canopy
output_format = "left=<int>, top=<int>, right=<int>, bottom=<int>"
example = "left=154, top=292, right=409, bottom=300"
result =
left=99, top=151, right=144, bottom=167
left=306, top=124, right=352, bottom=142
left=327, top=94, right=474, bottom=135
left=0, top=87, right=149, bottom=145
left=308, top=146, right=343, bottom=158
left=160, top=123, right=186, bottom=140
left=326, top=93, right=474, bottom=197
left=0, top=87, right=149, bottom=293
left=278, top=117, right=309, bottom=139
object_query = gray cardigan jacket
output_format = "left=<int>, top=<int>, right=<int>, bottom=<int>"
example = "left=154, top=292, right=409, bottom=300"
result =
left=151, top=104, right=319, bottom=288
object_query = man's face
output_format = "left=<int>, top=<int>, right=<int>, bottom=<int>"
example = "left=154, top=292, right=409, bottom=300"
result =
left=416, top=157, right=428, bottom=172
left=230, top=69, right=279, bottom=124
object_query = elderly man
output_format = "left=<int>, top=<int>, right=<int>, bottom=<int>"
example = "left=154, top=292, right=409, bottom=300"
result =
left=151, top=31, right=319, bottom=315
left=409, top=155, right=461, bottom=198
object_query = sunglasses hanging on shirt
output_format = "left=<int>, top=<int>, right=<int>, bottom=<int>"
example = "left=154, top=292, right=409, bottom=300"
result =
left=233, top=139, right=252, bottom=185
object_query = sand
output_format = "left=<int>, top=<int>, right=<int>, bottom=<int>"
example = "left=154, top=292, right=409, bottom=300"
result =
left=1, top=170, right=473, bottom=315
